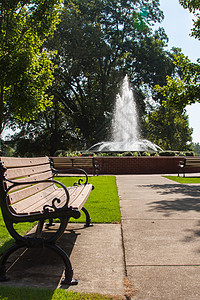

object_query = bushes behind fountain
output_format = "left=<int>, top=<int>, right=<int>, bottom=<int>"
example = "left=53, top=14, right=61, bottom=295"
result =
left=55, top=149, right=195, bottom=157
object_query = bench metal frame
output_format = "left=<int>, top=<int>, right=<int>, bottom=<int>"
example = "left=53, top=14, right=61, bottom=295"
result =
left=178, top=157, right=200, bottom=177
left=0, top=158, right=93, bottom=285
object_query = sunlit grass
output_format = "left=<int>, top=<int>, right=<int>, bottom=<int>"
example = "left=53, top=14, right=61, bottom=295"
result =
left=0, top=286, right=117, bottom=300
left=164, top=176, right=200, bottom=184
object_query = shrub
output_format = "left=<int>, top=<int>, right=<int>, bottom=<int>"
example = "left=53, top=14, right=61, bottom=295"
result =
left=141, top=151, right=151, bottom=156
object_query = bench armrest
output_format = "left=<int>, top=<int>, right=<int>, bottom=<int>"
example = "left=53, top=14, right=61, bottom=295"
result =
left=178, top=160, right=185, bottom=168
left=2, top=177, right=71, bottom=217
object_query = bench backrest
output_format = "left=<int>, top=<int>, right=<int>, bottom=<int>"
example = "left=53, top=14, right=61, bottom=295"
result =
left=0, top=157, right=55, bottom=214
left=184, top=157, right=200, bottom=167
left=51, top=157, right=95, bottom=169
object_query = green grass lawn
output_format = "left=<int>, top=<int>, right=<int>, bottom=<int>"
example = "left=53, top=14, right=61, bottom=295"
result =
left=164, top=176, right=200, bottom=184
left=0, top=286, right=117, bottom=300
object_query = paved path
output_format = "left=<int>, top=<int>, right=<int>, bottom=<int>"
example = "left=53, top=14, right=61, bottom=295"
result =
left=117, top=175, right=200, bottom=299
left=2, top=174, right=200, bottom=299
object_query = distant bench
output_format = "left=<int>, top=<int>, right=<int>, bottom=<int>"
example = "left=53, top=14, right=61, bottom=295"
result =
left=51, top=157, right=99, bottom=176
left=178, top=157, right=200, bottom=177
left=0, top=156, right=94, bottom=284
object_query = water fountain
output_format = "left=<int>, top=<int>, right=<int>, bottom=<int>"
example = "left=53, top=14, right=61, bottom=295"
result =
left=88, top=75, right=162, bottom=152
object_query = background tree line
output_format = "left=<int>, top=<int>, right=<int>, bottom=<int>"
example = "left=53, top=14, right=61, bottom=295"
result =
left=1, top=0, right=200, bottom=156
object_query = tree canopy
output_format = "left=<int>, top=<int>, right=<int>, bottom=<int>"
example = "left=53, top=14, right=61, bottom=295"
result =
left=154, top=1, right=200, bottom=111
left=1, top=0, right=196, bottom=155
left=0, top=0, right=63, bottom=134
left=155, top=48, right=200, bottom=112
left=43, top=0, right=177, bottom=149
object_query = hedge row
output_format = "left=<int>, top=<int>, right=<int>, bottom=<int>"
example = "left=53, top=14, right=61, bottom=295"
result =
left=54, top=150, right=197, bottom=157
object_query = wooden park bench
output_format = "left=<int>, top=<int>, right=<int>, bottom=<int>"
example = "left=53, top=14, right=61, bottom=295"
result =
left=178, top=157, right=200, bottom=177
left=51, top=156, right=99, bottom=175
left=0, top=156, right=94, bottom=285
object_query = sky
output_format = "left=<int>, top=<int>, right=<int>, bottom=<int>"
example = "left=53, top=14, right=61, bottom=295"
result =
left=158, top=0, right=200, bottom=144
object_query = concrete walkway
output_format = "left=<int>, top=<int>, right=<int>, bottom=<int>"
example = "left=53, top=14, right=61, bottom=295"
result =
left=117, top=175, right=200, bottom=299
left=2, top=174, right=200, bottom=299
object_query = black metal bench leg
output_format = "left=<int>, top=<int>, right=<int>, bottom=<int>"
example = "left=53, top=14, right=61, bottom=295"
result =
left=81, top=207, right=93, bottom=227
left=45, top=218, right=55, bottom=229
left=0, top=242, right=26, bottom=281
left=46, top=243, right=78, bottom=285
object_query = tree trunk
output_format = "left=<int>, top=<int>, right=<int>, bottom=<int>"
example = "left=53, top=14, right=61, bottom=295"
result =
left=0, top=85, right=4, bottom=135
left=0, top=85, right=4, bottom=154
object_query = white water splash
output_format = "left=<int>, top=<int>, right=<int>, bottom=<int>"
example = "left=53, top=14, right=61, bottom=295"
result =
left=89, top=76, right=162, bottom=152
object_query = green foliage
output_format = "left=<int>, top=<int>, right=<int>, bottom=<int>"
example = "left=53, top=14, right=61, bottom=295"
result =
left=143, top=103, right=193, bottom=150
left=0, top=0, right=63, bottom=133
left=193, top=142, right=200, bottom=155
left=155, top=48, right=200, bottom=111
left=43, top=0, right=173, bottom=147
left=179, top=0, right=200, bottom=40
left=2, top=0, right=193, bottom=155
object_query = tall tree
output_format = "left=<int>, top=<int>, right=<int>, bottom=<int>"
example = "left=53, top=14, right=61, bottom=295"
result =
left=46, top=0, right=176, bottom=147
left=0, top=0, right=63, bottom=135
left=154, top=1, right=200, bottom=111
left=180, top=0, right=200, bottom=40
left=155, top=48, right=200, bottom=112
left=143, top=105, right=193, bottom=150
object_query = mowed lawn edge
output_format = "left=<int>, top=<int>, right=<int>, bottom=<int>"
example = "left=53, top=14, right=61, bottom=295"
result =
left=163, top=176, right=200, bottom=184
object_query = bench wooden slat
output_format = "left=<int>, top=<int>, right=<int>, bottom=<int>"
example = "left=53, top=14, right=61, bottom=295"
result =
left=10, top=183, right=93, bottom=215
left=0, top=157, right=49, bottom=168
left=14, top=189, right=63, bottom=214
left=52, top=157, right=74, bottom=163
left=9, top=182, right=54, bottom=204
left=5, top=164, right=51, bottom=180
left=69, top=184, right=93, bottom=210
left=5, top=170, right=53, bottom=192
left=11, top=184, right=58, bottom=214
left=51, top=156, right=99, bottom=175
left=185, top=158, right=200, bottom=167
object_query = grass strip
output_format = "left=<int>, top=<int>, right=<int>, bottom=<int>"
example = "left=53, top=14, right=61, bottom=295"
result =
left=0, top=286, right=117, bottom=300
left=164, top=176, right=200, bottom=184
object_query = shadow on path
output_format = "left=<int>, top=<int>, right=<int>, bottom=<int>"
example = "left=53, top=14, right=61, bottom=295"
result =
left=143, top=184, right=200, bottom=216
